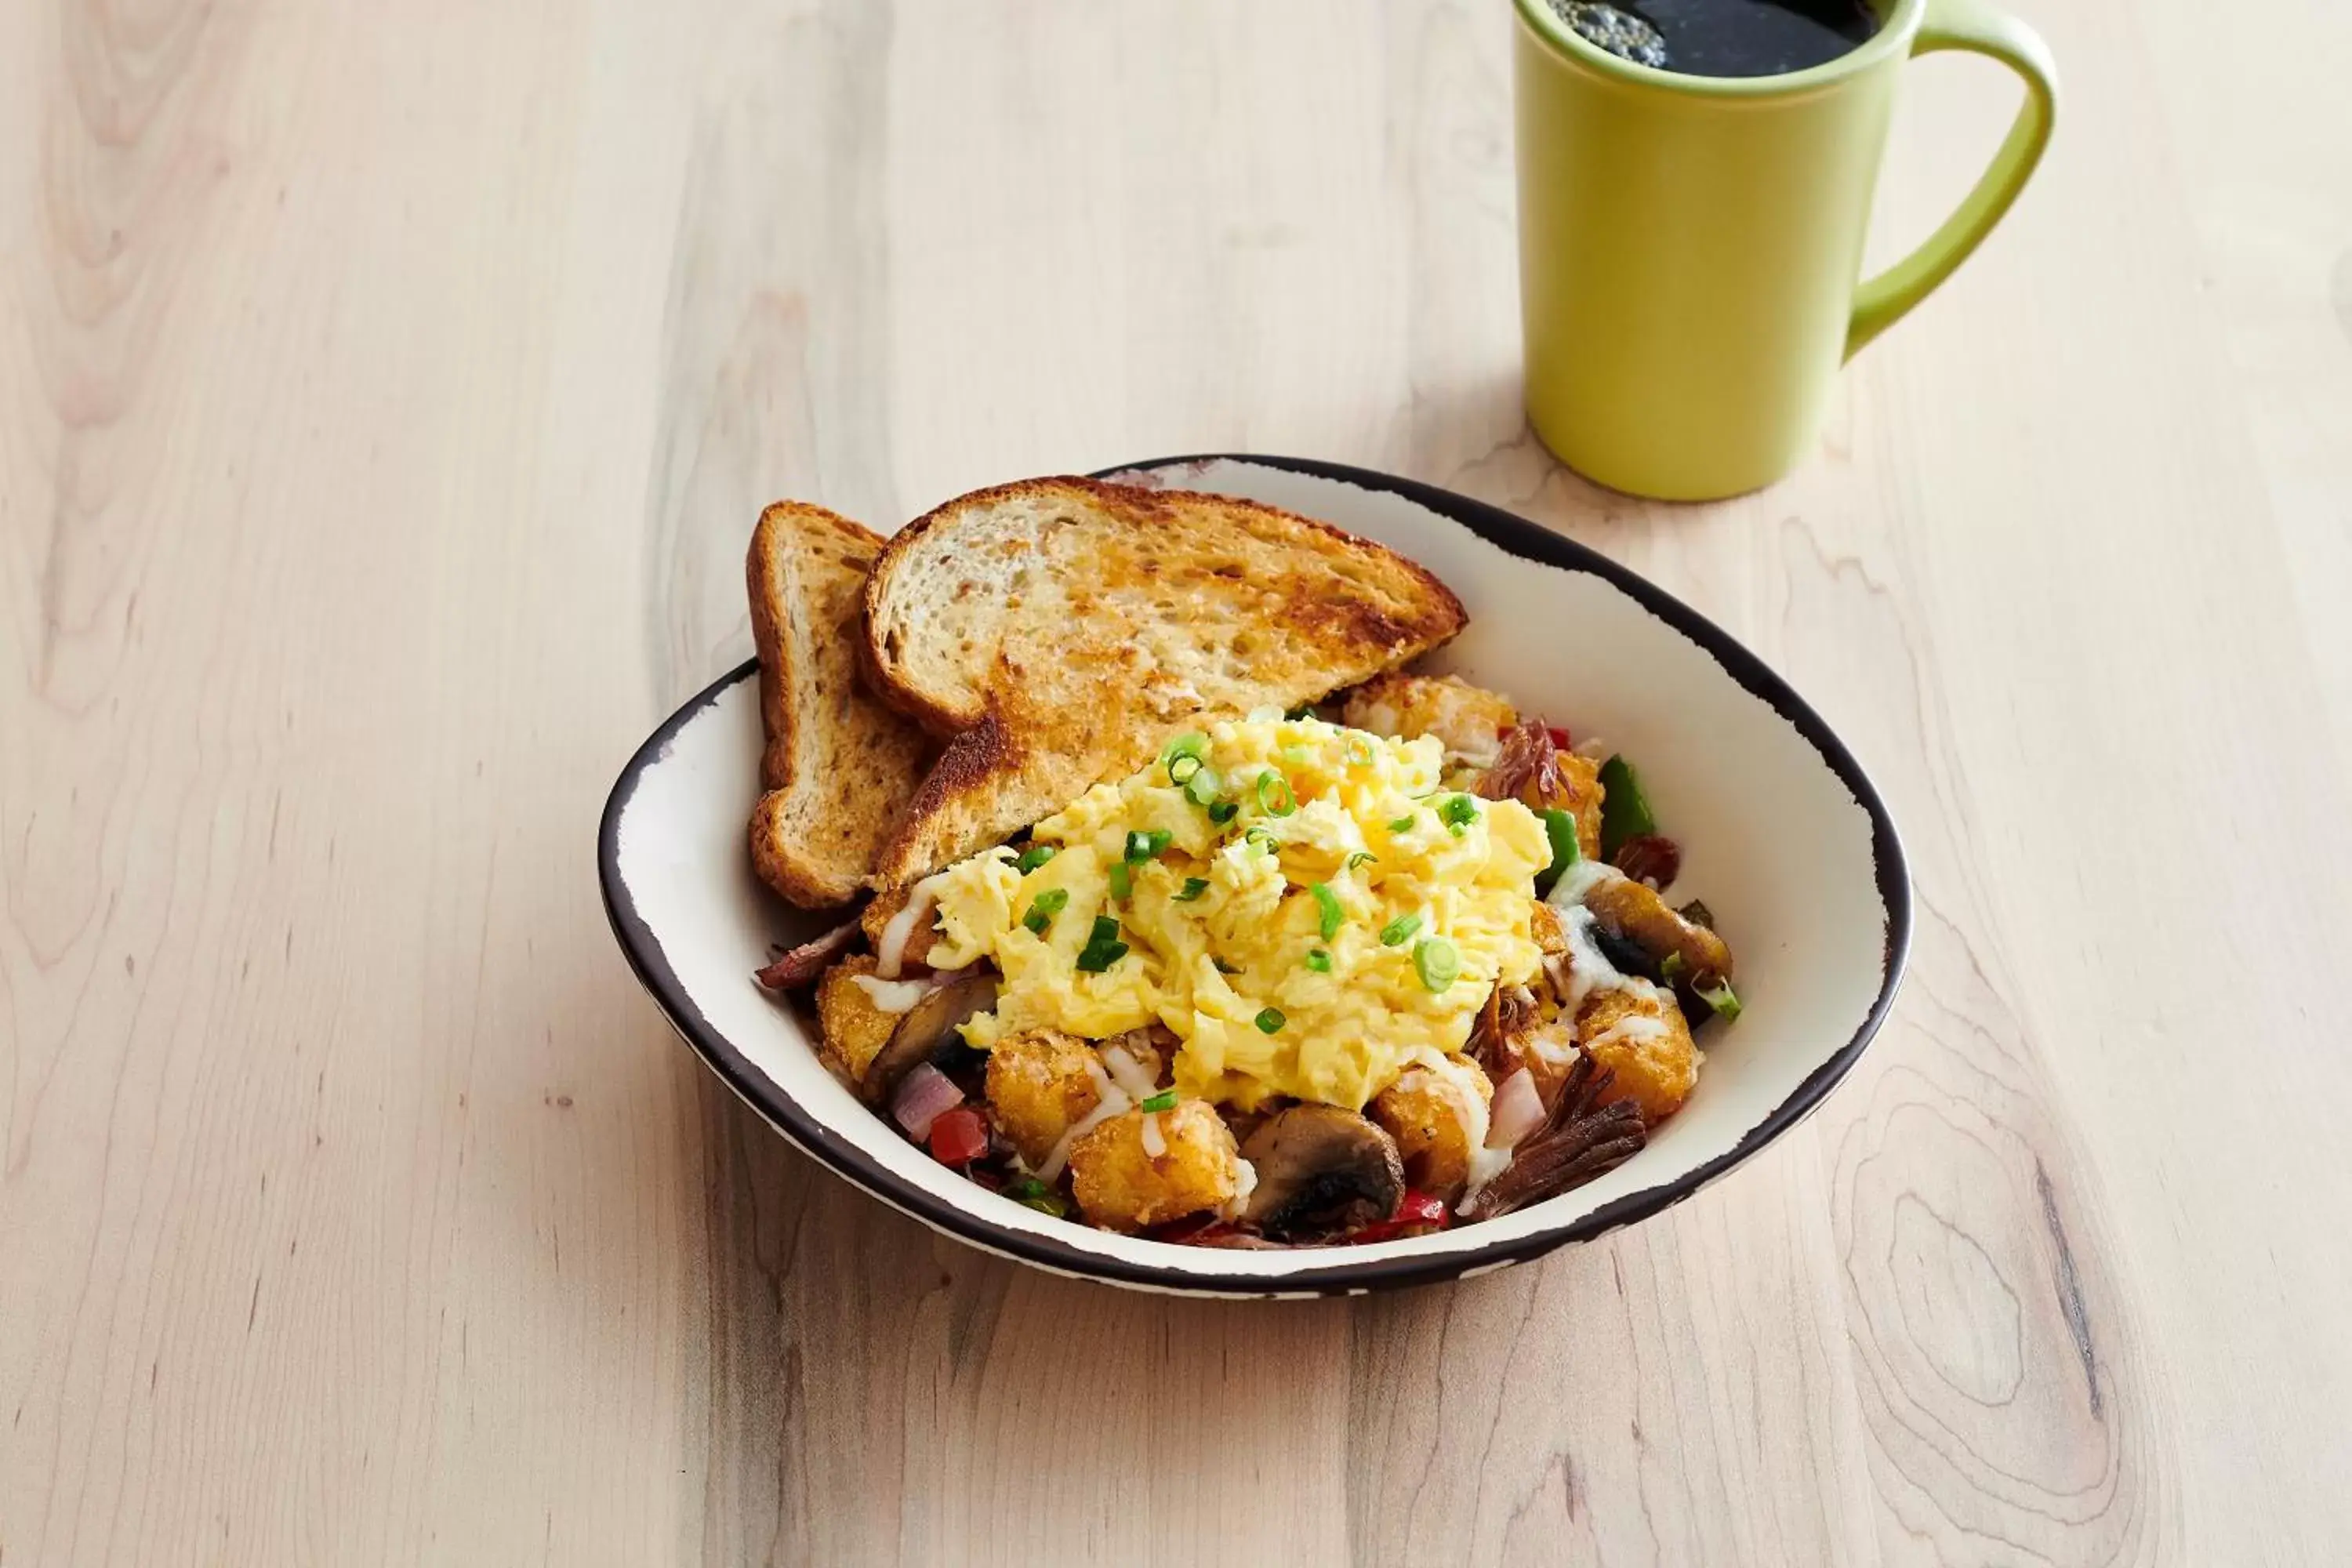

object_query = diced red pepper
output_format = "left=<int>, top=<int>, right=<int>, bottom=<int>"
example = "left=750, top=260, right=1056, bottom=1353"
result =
left=1548, top=724, right=1572, bottom=750
left=1352, top=1189, right=1452, bottom=1244
left=927, top=1106, right=989, bottom=1166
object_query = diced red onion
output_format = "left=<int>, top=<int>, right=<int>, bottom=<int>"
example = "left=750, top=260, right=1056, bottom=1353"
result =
left=891, top=1063, right=964, bottom=1140
left=752, top=919, right=859, bottom=990
left=1486, top=1069, right=1547, bottom=1150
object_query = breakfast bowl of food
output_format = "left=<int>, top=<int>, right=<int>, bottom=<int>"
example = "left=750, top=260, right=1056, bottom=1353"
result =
left=598, top=456, right=1908, bottom=1296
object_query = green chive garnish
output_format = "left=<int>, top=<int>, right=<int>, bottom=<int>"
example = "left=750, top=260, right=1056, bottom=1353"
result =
left=1075, top=916, right=1128, bottom=972
left=1162, top=731, right=1207, bottom=768
left=1380, top=913, right=1422, bottom=946
left=1125, top=827, right=1171, bottom=862
left=1534, top=808, right=1581, bottom=895
left=1305, top=948, right=1332, bottom=973
left=1438, top=794, right=1480, bottom=836
left=1185, top=765, right=1222, bottom=808
left=1167, top=752, right=1203, bottom=786
left=1310, top=882, right=1344, bottom=940
left=1207, top=800, right=1240, bottom=826
left=1108, top=860, right=1133, bottom=901
left=1387, top=815, right=1416, bottom=833
left=1243, top=825, right=1276, bottom=854
left=1021, top=887, right=1069, bottom=935
left=1139, top=1090, right=1178, bottom=1113
left=1174, top=877, right=1210, bottom=902
left=1693, top=977, right=1743, bottom=1022
left=1254, top=1007, right=1286, bottom=1034
left=1015, top=843, right=1058, bottom=876
left=1256, top=771, right=1296, bottom=816
left=1345, top=850, right=1377, bottom=871
left=1413, top=937, right=1460, bottom=992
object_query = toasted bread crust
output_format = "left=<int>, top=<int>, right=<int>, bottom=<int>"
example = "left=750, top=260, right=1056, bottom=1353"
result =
left=860, top=475, right=1467, bottom=734
left=861, top=476, right=1467, bottom=884
left=745, top=501, right=934, bottom=906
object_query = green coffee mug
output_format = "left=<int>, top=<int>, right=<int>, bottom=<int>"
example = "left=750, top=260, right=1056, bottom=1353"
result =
left=1512, top=0, right=2057, bottom=499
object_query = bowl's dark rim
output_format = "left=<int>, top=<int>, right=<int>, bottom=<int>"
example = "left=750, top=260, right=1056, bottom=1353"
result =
left=597, top=454, right=1913, bottom=1297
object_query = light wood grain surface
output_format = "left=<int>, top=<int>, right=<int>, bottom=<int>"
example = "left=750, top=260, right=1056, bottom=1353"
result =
left=5, top=0, right=2348, bottom=1563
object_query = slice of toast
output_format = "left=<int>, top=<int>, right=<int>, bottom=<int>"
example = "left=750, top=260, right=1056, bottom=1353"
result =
left=862, top=476, right=1466, bottom=884
left=746, top=502, right=933, bottom=907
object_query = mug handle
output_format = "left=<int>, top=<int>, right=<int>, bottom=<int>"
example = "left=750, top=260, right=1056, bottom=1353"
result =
left=1845, top=0, right=2059, bottom=358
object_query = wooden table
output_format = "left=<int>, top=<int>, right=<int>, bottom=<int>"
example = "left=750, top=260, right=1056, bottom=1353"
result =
left=6, top=0, right=2348, bottom=1562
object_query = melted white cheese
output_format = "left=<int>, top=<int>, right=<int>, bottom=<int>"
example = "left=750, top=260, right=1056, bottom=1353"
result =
left=1139, top=1111, right=1167, bottom=1160
left=874, top=872, right=949, bottom=978
left=848, top=974, right=935, bottom=1014
left=1032, top=1059, right=1131, bottom=1184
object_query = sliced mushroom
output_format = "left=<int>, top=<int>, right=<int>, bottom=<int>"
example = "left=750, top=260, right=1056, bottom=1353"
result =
left=1240, top=1105, right=1406, bottom=1241
left=1582, top=873, right=1733, bottom=981
left=858, top=972, right=999, bottom=1106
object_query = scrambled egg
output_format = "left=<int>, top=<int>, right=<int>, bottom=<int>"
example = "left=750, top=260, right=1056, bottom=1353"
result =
left=924, top=712, right=1548, bottom=1111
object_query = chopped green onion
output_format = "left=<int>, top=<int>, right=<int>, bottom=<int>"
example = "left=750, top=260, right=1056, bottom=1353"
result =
left=1107, top=860, right=1133, bottom=901
left=1387, top=815, right=1417, bottom=834
left=1659, top=951, right=1689, bottom=983
left=1256, top=771, right=1297, bottom=816
left=1162, top=731, right=1208, bottom=767
left=1305, top=948, right=1332, bottom=973
left=1015, top=843, right=1058, bottom=876
left=1534, top=808, right=1581, bottom=895
left=1139, top=1090, right=1178, bottom=1113
left=1125, top=827, right=1172, bottom=862
left=1597, top=755, right=1657, bottom=859
left=1693, top=976, right=1743, bottom=1022
left=1185, top=765, right=1223, bottom=808
left=1207, top=800, right=1240, bottom=826
left=1310, top=882, right=1344, bottom=939
left=1021, top=887, right=1069, bottom=935
left=1007, top=1177, right=1069, bottom=1217
left=1167, top=752, right=1204, bottom=786
left=1075, top=916, right=1129, bottom=972
left=1254, top=1007, right=1286, bottom=1034
left=1174, top=877, right=1210, bottom=902
left=1243, top=825, right=1277, bottom=854
left=1438, top=793, right=1480, bottom=836
left=1345, top=850, right=1377, bottom=871
left=1213, top=957, right=1241, bottom=975
left=1413, top=937, right=1460, bottom=992
left=1379, top=913, right=1422, bottom=946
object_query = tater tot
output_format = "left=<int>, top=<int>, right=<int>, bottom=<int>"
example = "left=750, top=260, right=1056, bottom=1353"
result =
left=1069, top=1102, right=1242, bottom=1232
left=984, top=1029, right=1105, bottom=1169
left=858, top=886, right=941, bottom=971
left=1370, top=1054, right=1494, bottom=1201
left=1341, top=673, right=1519, bottom=762
left=1575, top=986, right=1698, bottom=1124
left=814, top=955, right=899, bottom=1081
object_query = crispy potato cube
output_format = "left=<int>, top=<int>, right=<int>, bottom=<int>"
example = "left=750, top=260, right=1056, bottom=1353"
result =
left=1069, top=1101, right=1241, bottom=1232
left=814, top=955, right=898, bottom=1082
left=858, top=886, right=941, bottom=971
left=1341, top=673, right=1519, bottom=761
left=985, top=1029, right=1105, bottom=1169
left=1575, top=986, right=1697, bottom=1124
left=1370, top=1054, right=1494, bottom=1201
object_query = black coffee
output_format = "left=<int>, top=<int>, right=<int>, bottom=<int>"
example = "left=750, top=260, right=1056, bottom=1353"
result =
left=1548, top=0, right=1880, bottom=78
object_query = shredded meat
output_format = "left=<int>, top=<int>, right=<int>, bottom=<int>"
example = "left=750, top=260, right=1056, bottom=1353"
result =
left=1461, top=1054, right=1646, bottom=1220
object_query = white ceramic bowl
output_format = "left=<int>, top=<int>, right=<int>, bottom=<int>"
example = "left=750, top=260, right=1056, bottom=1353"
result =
left=599, top=456, right=1910, bottom=1297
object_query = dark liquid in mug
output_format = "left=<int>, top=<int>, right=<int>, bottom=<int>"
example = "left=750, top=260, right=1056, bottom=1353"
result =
left=1549, top=0, right=1881, bottom=78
